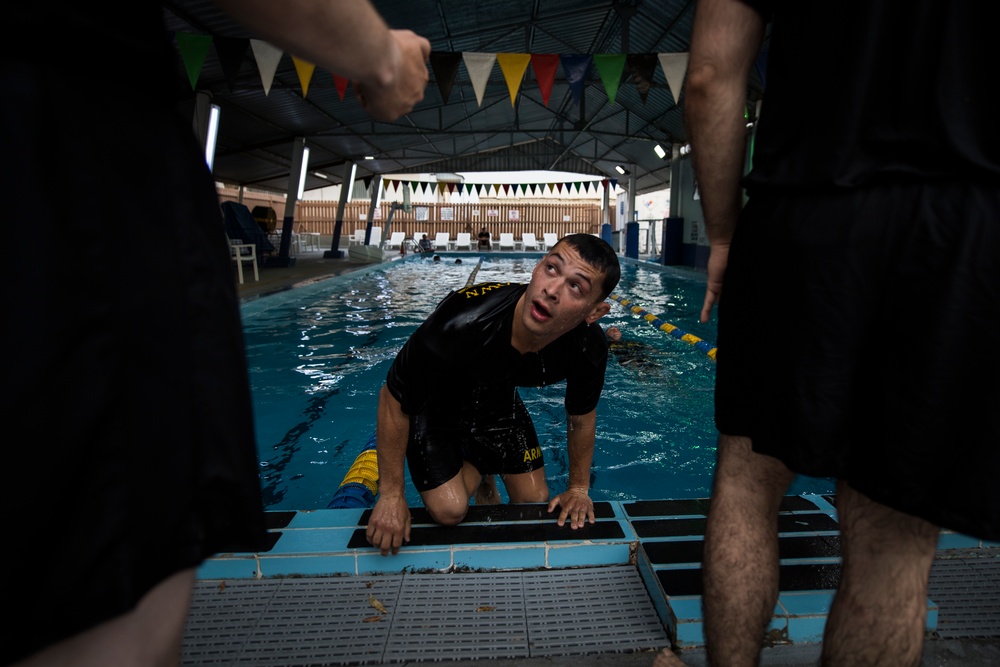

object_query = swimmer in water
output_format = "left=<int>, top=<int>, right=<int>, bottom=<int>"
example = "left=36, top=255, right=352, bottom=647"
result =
left=366, top=234, right=621, bottom=556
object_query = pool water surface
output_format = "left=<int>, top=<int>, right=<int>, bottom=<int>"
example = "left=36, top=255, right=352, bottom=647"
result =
left=240, top=255, right=834, bottom=510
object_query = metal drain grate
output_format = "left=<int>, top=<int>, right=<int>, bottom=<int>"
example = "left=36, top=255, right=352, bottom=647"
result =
left=383, top=571, right=529, bottom=663
left=181, top=566, right=668, bottom=665
left=928, top=552, right=1000, bottom=639
left=522, top=567, right=670, bottom=656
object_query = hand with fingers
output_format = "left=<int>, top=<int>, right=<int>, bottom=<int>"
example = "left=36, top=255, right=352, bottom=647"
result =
left=366, top=494, right=411, bottom=556
left=355, top=29, right=430, bottom=121
left=548, top=486, right=595, bottom=529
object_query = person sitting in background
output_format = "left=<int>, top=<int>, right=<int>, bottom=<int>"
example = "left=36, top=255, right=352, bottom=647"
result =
left=417, top=234, right=433, bottom=253
left=477, top=227, right=491, bottom=250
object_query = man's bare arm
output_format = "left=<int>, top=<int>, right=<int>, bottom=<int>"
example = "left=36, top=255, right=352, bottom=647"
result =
left=365, top=385, right=412, bottom=555
left=685, top=0, right=765, bottom=321
left=213, top=0, right=429, bottom=120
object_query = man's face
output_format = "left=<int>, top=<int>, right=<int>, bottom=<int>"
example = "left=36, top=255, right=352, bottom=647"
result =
left=520, top=243, right=610, bottom=339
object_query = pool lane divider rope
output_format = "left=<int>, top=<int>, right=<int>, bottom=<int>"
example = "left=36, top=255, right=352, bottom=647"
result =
left=329, top=433, right=379, bottom=508
left=332, top=259, right=487, bottom=509
left=609, top=293, right=718, bottom=361
left=464, top=257, right=484, bottom=288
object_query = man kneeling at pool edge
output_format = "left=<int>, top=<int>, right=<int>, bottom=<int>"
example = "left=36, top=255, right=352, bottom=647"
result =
left=366, top=234, right=621, bottom=555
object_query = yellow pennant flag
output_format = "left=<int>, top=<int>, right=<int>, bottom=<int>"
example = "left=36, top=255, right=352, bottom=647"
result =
left=291, top=56, right=316, bottom=97
left=496, top=53, right=531, bottom=107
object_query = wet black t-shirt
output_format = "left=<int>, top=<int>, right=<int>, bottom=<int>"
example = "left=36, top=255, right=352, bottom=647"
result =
left=386, top=282, right=608, bottom=423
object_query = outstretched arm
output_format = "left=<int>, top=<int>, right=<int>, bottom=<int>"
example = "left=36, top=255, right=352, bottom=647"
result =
left=685, top=0, right=766, bottom=323
left=548, top=409, right=597, bottom=529
left=366, top=385, right=412, bottom=555
left=213, top=0, right=430, bottom=120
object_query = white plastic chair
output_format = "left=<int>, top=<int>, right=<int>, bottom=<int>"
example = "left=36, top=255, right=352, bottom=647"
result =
left=434, top=232, right=451, bottom=250
left=454, top=232, right=472, bottom=250
left=543, top=232, right=558, bottom=250
left=520, top=232, right=539, bottom=250
left=385, top=231, right=406, bottom=249
left=498, top=233, right=516, bottom=250
left=229, top=240, right=259, bottom=284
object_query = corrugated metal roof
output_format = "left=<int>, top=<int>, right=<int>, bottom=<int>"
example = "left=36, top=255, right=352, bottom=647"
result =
left=163, top=0, right=737, bottom=195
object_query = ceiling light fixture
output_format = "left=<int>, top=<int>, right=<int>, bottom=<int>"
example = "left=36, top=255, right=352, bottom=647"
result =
left=204, top=104, right=220, bottom=173
left=297, top=146, right=310, bottom=200
left=614, top=165, right=627, bottom=175
left=653, top=144, right=666, bottom=159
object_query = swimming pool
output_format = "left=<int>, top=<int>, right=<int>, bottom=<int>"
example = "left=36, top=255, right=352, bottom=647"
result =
left=241, top=254, right=834, bottom=510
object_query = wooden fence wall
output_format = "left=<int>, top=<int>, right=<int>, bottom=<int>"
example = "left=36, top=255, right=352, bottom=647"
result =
left=217, top=187, right=611, bottom=241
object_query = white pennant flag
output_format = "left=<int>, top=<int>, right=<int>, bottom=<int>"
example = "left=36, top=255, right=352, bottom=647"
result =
left=251, top=39, right=283, bottom=96
left=658, top=52, right=690, bottom=105
left=462, top=52, right=497, bottom=107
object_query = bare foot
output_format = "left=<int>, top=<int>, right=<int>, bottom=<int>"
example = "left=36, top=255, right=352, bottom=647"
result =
left=474, top=475, right=501, bottom=505
left=651, top=647, right=688, bottom=666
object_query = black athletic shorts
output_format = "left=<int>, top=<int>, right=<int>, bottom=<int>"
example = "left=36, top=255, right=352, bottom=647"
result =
left=406, top=390, right=544, bottom=492
left=715, top=181, right=1000, bottom=541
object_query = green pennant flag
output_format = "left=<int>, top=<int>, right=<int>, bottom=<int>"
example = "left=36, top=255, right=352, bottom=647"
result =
left=176, top=33, right=213, bottom=90
left=593, top=54, right=627, bottom=105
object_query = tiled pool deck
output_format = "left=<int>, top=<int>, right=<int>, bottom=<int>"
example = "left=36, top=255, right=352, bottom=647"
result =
left=185, top=496, right=1000, bottom=666
left=205, top=251, right=1000, bottom=665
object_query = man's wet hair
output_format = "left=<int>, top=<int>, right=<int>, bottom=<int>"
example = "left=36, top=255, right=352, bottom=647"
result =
left=551, top=233, right=621, bottom=300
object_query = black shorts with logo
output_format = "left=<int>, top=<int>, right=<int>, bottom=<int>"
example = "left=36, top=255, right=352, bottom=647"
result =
left=406, top=390, right=543, bottom=492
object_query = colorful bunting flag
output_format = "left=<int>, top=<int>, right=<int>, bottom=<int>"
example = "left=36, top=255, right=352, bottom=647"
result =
left=560, top=54, right=592, bottom=106
left=291, top=56, right=315, bottom=97
left=250, top=39, right=282, bottom=95
left=658, top=52, right=690, bottom=105
left=175, top=33, right=212, bottom=90
left=214, top=36, right=249, bottom=93
left=430, top=52, right=462, bottom=103
left=496, top=53, right=531, bottom=107
left=332, top=74, right=349, bottom=101
left=593, top=54, right=627, bottom=104
left=531, top=54, right=560, bottom=107
left=462, top=52, right=497, bottom=107
left=627, top=53, right=658, bottom=104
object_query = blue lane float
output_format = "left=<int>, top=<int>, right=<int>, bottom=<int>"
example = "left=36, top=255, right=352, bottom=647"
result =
left=608, top=293, right=718, bottom=361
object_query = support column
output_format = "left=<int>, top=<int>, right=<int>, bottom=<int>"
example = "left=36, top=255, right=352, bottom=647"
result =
left=269, top=137, right=307, bottom=268
left=326, top=162, right=357, bottom=259
left=628, top=164, right=637, bottom=228
left=364, top=176, right=382, bottom=245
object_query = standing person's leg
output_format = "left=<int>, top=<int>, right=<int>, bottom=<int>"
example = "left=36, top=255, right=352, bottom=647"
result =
left=702, top=434, right=795, bottom=667
left=821, top=482, right=939, bottom=667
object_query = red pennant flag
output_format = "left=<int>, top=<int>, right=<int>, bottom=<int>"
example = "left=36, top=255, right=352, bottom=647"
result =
left=531, top=54, right=559, bottom=107
left=333, top=74, right=349, bottom=101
